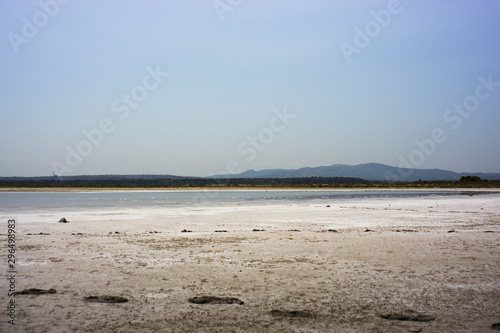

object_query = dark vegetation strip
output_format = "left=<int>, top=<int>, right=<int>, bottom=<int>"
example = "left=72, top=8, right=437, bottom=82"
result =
left=0, top=176, right=499, bottom=189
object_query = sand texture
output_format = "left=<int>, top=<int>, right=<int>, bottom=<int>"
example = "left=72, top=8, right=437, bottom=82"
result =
left=1, top=193, right=500, bottom=332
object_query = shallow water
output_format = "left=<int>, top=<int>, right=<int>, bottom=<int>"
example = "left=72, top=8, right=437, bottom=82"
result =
left=0, top=189, right=475, bottom=213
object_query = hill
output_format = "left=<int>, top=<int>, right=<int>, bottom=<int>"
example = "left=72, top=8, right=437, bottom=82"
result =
left=210, top=163, right=500, bottom=182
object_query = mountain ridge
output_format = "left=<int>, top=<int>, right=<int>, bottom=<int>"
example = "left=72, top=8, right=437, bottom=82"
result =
left=2, top=163, right=499, bottom=182
left=209, top=163, right=500, bottom=182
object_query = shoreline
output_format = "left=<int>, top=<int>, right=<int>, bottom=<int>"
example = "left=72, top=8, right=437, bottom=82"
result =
left=1, top=186, right=500, bottom=193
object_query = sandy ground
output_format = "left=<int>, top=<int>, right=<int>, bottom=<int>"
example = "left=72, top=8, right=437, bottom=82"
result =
left=1, top=193, right=500, bottom=332
left=1, top=187, right=499, bottom=192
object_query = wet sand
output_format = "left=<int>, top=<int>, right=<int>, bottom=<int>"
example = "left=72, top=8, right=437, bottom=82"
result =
left=1, top=194, right=500, bottom=332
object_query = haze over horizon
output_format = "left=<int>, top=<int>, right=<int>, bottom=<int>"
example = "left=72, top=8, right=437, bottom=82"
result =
left=1, top=0, right=500, bottom=177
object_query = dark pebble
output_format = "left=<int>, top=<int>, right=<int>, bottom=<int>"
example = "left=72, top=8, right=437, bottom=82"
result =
left=84, top=296, right=129, bottom=303
left=380, top=312, right=435, bottom=322
left=17, top=288, right=56, bottom=295
left=188, top=296, right=244, bottom=305
left=269, top=310, right=311, bottom=318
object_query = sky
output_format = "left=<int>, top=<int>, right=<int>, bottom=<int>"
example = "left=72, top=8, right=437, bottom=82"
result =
left=1, top=0, right=499, bottom=177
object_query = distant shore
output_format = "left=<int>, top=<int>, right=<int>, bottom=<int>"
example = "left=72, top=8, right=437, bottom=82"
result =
left=1, top=186, right=500, bottom=193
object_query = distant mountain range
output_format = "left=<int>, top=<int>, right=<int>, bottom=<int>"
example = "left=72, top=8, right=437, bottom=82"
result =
left=2, top=163, right=499, bottom=184
left=209, top=163, right=500, bottom=182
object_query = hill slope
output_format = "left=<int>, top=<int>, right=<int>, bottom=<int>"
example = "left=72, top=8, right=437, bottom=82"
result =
left=212, top=163, right=500, bottom=182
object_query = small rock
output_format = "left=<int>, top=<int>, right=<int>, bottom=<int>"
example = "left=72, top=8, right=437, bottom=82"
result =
left=492, top=322, right=500, bottom=330
left=181, top=229, right=193, bottom=233
left=188, top=296, right=244, bottom=305
left=364, top=229, right=373, bottom=232
left=484, top=231, right=494, bottom=233
left=269, top=310, right=311, bottom=318
left=447, top=230, right=456, bottom=233
left=17, top=288, right=56, bottom=295
left=287, top=229, right=301, bottom=232
left=380, top=311, right=435, bottom=322
left=214, top=230, right=228, bottom=233
left=252, top=229, right=265, bottom=232
left=327, top=229, right=338, bottom=233
left=84, top=296, right=128, bottom=303
left=326, top=205, right=331, bottom=207
left=58, top=218, right=69, bottom=223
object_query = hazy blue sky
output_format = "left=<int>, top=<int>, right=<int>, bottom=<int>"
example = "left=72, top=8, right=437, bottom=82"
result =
left=1, top=0, right=499, bottom=177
